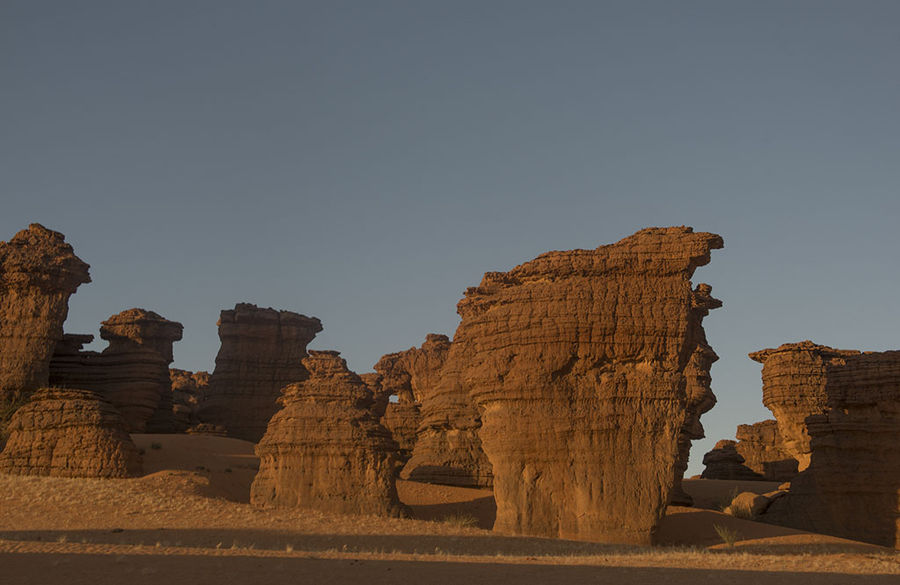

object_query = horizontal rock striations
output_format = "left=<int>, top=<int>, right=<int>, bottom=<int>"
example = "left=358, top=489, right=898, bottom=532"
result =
left=752, top=342, right=900, bottom=548
left=700, top=439, right=762, bottom=480
left=200, top=304, right=323, bottom=442
left=701, top=421, right=797, bottom=482
left=374, top=334, right=452, bottom=464
left=169, top=368, right=210, bottom=432
left=0, top=387, right=141, bottom=477
left=250, top=350, right=403, bottom=516
left=450, top=227, right=723, bottom=543
left=0, top=224, right=90, bottom=407
left=48, top=309, right=183, bottom=432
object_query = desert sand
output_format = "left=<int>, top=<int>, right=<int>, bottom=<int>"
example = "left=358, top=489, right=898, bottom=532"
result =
left=0, top=434, right=896, bottom=584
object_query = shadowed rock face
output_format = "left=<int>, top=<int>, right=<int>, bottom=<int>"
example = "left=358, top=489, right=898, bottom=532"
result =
left=200, top=303, right=322, bottom=442
left=752, top=342, right=900, bottom=548
left=373, top=334, right=452, bottom=464
left=701, top=421, right=797, bottom=482
left=168, top=369, right=210, bottom=432
left=0, top=224, right=90, bottom=404
left=250, top=350, right=403, bottom=517
left=48, top=309, right=183, bottom=432
left=0, top=387, right=141, bottom=477
left=436, top=226, right=722, bottom=544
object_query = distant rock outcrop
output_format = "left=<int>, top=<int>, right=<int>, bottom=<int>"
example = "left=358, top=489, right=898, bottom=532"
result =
left=701, top=420, right=798, bottom=482
left=751, top=342, right=900, bottom=548
left=430, top=227, right=722, bottom=544
left=0, top=224, right=90, bottom=407
left=200, top=303, right=322, bottom=442
left=373, top=334, right=451, bottom=464
left=250, top=350, right=403, bottom=516
left=0, top=387, right=141, bottom=477
left=169, top=368, right=210, bottom=432
left=48, top=309, right=183, bottom=432
left=701, top=439, right=761, bottom=480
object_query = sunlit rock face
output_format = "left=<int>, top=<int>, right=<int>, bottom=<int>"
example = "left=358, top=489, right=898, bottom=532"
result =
left=419, top=226, right=723, bottom=544
left=0, top=224, right=90, bottom=405
left=373, top=334, right=452, bottom=464
left=752, top=342, right=900, bottom=548
left=250, top=350, right=403, bottom=517
left=0, top=387, right=141, bottom=478
left=48, top=309, right=183, bottom=433
left=200, top=303, right=322, bottom=442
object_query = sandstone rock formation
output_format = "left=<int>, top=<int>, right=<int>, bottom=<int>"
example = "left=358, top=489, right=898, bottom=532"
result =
left=700, top=439, right=761, bottom=480
left=0, top=387, right=141, bottom=477
left=0, top=224, right=90, bottom=406
left=200, top=304, right=322, bottom=442
left=373, top=334, right=452, bottom=464
left=250, top=350, right=403, bottom=516
left=169, top=368, right=210, bottom=432
left=428, top=227, right=722, bottom=544
left=752, top=341, right=900, bottom=548
left=48, top=309, right=183, bottom=432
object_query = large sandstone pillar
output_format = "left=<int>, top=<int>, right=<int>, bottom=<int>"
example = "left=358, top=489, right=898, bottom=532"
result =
left=457, top=227, right=723, bottom=544
left=0, top=224, right=90, bottom=404
left=200, top=303, right=322, bottom=442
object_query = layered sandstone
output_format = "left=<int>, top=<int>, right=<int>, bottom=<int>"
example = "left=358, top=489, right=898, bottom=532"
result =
left=734, top=420, right=798, bottom=481
left=200, top=303, right=322, bottom=442
left=48, top=309, right=183, bottom=432
left=437, top=227, right=722, bottom=544
left=753, top=342, right=900, bottom=548
left=250, top=350, right=403, bottom=516
left=700, top=439, right=761, bottom=480
left=169, top=369, right=210, bottom=432
left=0, top=224, right=90, bottom=405
left=374, top=334, right=451, bottom=464
left=0, top=387, right=141, bottom=477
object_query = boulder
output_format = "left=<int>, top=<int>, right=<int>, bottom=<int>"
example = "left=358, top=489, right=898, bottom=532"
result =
left=48, top=309, right=183, bottom=432
left=0, top=224, right=90, bottom=407
left=0, top=387, right=141, bottom=477
left=753, top=342, right=900, bottom=548
left=422, top=226, right=723, bottom=543
left=250, top=350, right=403, bottom=517
left=200, top=303, right=322, bottom=442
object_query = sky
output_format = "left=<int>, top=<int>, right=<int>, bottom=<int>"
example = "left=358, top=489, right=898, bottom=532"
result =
left=3, top=1, right=899, bottom=476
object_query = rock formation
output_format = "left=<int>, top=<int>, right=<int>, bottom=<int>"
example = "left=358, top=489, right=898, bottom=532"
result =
left=752, top=341, right=900, bottom=548
left=0, top=387, right=141, bottom=477
left=169, top=368, right=210, bottom=432
left=373, top=334, right=452, bottom=464
left=48, top=309, right=183, bottom=432
left=0, top=224, right=90, bottom=406
left=430, top=226, right=722, bottom=544
left=701, top=420, right=798, bottom=482
left=200, top=303, right=322, bottom=442
left=250, top=350, right=403, bottom=517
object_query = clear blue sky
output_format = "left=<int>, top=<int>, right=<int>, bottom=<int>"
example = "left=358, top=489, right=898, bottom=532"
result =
left=3, top=1, right=899, bottom=476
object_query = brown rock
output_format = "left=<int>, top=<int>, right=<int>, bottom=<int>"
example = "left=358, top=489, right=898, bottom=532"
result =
left=199, top=303, right=322, bottom=442
left=0, top=387, right=141, bottom=477
left=734, top=420, right=798, bottom=481
left=48, top=309, right=183, bottom=432
left=418, top=227, right=723, bottom=544
left=0, top=224, right=90, bottom=405
left=700, top=439, right=762, bottom=480
left=169, top=368, right=210, bottom=432
left=753, top=341, right=900, bottom=548
left=373, top=334, right=452, bottom=464
left=250, top=350, right=403, bottom=516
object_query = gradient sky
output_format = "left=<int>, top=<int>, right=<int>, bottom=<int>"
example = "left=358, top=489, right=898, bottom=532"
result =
left=3, top=1, right=899, bottom=476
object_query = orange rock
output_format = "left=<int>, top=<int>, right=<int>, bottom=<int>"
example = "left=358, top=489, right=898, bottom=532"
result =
left=0, top=387, right=141, bottom=477
left=250, top=350, right=403, bottom=517
left=200, top=303, right=322, bottom=442
left=0, top=224, right=90, bottom=405
left=168, top=368, right=210, bottom=432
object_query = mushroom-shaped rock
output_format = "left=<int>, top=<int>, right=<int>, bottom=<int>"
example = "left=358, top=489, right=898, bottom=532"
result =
left=250, top=350, right=403, bottom=517
left=0, top=224, right=90, bottom=405
left=0, top=387, right=141, bottom=477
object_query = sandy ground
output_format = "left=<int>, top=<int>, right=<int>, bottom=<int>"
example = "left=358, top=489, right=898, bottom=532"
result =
left=0, top=434, right=896, bottom=584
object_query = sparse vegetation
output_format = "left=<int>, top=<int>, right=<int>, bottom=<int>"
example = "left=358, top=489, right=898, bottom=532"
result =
left=713, top=524, right=741, bottom=548
left=440, top=513, right=479, bottom=528
left=150, top=442, right=163, bottom=450
left=717, top=487, right=741, bottom=512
